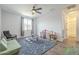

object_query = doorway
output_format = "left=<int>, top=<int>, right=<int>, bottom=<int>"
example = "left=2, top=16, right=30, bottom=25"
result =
left=64, top=7, right=78, bottom=47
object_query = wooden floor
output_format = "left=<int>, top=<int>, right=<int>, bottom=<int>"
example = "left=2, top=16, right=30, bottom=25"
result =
left=44, top=41, right=65, bottom=55
left=44, top=39, right=79, bottom=55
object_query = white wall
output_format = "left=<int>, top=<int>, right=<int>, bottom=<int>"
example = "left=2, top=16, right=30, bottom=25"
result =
left=0, top=8, right=1, bottom=38
left=1, top=10, right=21, bottom=38
left=32, top=18, right=37, bottom=35
left=77, top=10, right=79, bottom=41
left=37, top=10, right=63, bottom=41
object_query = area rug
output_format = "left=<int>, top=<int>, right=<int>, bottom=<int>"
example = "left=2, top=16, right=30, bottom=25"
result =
left=17, top=37, right=55, bottom=55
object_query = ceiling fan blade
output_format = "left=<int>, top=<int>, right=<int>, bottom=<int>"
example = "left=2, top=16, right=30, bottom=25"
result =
left=36, top=8, right=42, bottom=10
left=36, top=11, right=41, bottom=14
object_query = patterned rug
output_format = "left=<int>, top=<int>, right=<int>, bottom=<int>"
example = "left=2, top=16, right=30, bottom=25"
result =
left=17, top=37, right=55, bottom=55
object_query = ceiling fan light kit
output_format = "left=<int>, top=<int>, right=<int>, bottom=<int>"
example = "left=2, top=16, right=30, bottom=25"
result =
left=32, top=10, right=36, bottom=15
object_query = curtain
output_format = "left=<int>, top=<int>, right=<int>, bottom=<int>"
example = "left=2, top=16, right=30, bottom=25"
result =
left=21, top=17, right=24, bottom=36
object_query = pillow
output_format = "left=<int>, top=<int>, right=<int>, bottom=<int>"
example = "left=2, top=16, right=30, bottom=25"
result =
left=0, top=39, right=7, bottom=52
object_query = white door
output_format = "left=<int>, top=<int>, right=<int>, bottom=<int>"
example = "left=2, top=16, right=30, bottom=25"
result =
left=64, top=8, right=77, bottom=47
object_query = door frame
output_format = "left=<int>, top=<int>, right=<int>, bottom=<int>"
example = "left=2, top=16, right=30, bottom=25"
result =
left=63, top=6, right=78, bottom=39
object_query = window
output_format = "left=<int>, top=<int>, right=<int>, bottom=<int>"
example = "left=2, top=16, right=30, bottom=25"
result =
left=24, top=18, right=32, bottom=31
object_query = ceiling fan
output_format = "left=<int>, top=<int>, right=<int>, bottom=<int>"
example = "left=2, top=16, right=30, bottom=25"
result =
left=32, top=5, right=42, bottom=15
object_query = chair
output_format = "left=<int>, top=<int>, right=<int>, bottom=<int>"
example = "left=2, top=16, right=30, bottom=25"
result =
left=3, top=31, right=17, bottom=39
left=0, top=38, right=21, bottom=55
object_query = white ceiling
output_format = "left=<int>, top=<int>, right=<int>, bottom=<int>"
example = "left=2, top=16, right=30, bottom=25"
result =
left=0, top=4, right=70, bottom=17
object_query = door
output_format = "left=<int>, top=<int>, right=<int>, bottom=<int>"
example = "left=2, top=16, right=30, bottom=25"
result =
left=64, top=8, right=77, bottom=47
